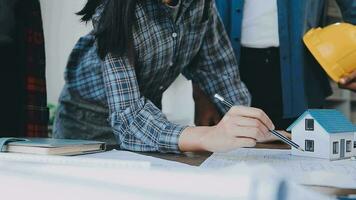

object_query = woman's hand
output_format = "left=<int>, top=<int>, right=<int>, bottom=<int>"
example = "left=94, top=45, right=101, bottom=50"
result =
left=257, top=130, right=291, bottom=143
left=179, top=106, right=275, bottom=153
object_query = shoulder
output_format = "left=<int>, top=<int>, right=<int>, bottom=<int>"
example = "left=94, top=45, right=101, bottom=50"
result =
left=67, top=33, right=99, bottom=69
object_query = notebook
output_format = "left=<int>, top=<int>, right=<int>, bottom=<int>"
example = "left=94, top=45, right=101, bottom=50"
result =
left=0, top=138, right=106, bottom=156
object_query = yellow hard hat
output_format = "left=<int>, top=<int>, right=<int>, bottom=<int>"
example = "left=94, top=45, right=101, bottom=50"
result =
left=303, top=23, right=356, bottom=82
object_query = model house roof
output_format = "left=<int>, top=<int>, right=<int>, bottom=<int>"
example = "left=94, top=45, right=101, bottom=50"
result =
left=287, top=109, right=355, bottom=133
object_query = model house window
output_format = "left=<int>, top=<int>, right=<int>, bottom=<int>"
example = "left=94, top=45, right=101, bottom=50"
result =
left=305, top=140, right=314, bottom=152
left=305, top=119, right=314, bottom=131
left=346, top=140, right=352, bottom=152
left=333, top=142, right=339, bottom=154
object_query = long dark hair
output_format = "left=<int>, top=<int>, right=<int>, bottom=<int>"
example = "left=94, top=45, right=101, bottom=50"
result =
left=77, top=0, right=137, bottom=62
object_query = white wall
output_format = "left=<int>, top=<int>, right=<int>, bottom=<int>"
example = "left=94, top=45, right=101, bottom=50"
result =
left=162, top=76, right=194, bottom=125
left=40, top=0, right=91, bottom=104
left=40, top=0, right=194, bottom=125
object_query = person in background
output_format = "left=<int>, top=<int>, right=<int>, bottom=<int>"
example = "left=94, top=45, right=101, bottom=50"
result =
left=193, top=0, right=356, bottom=130
left=0, top=0, right=48, bottom=137
left=54, top=0, right=279, bottom=153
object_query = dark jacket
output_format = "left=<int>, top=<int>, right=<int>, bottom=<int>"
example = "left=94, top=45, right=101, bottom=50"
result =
left=0, top=0, right=48, bottom=137
left=0, top=0, right=18, bottom=45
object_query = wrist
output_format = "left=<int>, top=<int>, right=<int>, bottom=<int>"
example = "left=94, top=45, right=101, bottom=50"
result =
left=178, top=126, right=215, bottom=152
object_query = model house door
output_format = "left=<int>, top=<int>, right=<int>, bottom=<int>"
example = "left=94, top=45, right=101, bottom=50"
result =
left=340, top=139, right=345, bottom=158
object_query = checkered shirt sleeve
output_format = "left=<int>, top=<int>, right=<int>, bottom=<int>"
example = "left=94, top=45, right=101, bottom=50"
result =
left=102, top=54, right=187, bottom=153
left=183, top=2, right=251, bottom=113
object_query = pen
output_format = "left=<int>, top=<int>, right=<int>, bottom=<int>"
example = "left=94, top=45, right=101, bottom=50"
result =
left=214, top=94, right=304, bottom=152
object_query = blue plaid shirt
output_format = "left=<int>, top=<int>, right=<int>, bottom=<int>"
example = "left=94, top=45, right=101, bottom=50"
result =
left=54, top=0, right=250, bottom=153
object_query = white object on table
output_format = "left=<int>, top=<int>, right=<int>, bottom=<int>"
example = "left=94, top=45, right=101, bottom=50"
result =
left=200, top=148, right=356, bottom=189
left=80, top=149, right=194, bottom=170
left=0, top=155, right=330, bottom=200
left=0, top=152, right=150, bottom=169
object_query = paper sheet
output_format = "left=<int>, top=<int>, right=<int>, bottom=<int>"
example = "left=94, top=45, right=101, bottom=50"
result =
left=0, top=152, right=151, bottom=169
left=200, top=148, right=356, bottom=189
left=0, top=150, right=333, bottom=199
left=80, top=149, right=195, bottom=170
left=0, top=159, right=329, bottom=200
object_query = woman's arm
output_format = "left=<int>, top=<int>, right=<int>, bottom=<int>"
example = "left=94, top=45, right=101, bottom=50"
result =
left=180, top=2, right=277, bottom=150
left=179, top=106, right=274, bottom=152
left=102, top=53, right=273, bottom=153
left=102, top=54, right=186, bottom=153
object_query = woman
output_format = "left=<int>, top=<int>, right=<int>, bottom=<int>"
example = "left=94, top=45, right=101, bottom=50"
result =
left=54, top=0, right=275, bottom=153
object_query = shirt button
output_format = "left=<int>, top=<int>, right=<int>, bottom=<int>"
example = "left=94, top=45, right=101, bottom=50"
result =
left=159, top=86, right=164, bottom=90
left=169, top=61, right=174, bottom=66
left=172, top=32, right=178, bottom=38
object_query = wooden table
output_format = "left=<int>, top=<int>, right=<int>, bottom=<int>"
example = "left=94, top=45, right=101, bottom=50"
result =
left=141, top=142, right=290, bottom=166
left=139, top=142, right=356, bottom=197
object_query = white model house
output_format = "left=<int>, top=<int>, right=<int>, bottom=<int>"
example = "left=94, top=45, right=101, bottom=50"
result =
left=287, top=109, right=355, bottom=160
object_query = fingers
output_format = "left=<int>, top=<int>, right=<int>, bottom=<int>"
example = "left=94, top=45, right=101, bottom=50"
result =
left=228, top=106, right=275, bottom=130
left=232, top=126, right=269, bottom=139
left=339, top=82, right=356, bottom=92
left=340, top=70, right=356, bottom=85
left=257, top=134, right=277, bottom=143
left=257, top=130, right=291, bottom=143
left=339, top=71, right=356, bottom=92
left=278, top=131, right=291, bottom=139
left=230, top=116, right=270, bottom=137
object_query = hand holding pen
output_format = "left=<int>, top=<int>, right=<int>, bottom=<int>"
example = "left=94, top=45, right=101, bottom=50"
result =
left=183, top=95, right=275, bottom=152
left=214, top=94, right=304, bottom=151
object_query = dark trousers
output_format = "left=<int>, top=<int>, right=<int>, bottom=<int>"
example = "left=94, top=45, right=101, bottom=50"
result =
left=239, top=47, right=296, bottom=130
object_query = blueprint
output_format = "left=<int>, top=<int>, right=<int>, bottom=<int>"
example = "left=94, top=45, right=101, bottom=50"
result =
left=200, top=148, right=356, bottom=189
